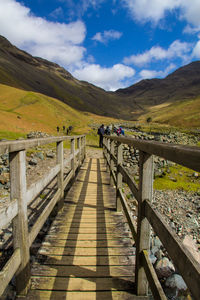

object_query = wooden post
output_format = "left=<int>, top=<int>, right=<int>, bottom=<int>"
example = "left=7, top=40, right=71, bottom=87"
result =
left=83, top=136, right=86, bottom=159
left=107, top=138, right=111, bottom=172
left=136, top=151, right=153, bottom=296
left=77, top=137, right=81, bottom=167
left=71, top=138, right=75, bottom=177
left=10, top=150, right=30, bottom=296
left=56, top=141, right=64, bottom=210
left=110, top=140, right=115, bottom=186
left=116, top=142, right=123, bottom=211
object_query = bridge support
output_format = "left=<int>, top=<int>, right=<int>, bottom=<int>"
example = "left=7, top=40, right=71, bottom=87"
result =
left=135, top=151, right=153, bottom=296
left=10, top=150, right=31, bottom=296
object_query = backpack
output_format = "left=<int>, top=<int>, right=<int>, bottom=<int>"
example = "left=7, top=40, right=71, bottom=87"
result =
left=97, top=128, right=101, bottom=135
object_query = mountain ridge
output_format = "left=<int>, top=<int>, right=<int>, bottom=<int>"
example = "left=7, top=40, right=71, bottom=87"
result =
left=0, top=35, right=200, bottom=121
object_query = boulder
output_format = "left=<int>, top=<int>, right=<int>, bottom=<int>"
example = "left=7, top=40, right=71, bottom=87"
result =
left=155, top=257, right=175, bottom=278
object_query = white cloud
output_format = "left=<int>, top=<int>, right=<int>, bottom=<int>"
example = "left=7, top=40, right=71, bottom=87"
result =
left=50, top=7, right=64, bottom=19
left=122, top=0, right=200, bottom=28
left=183, top=25, right=200, bottom=35
left=0, top=0, right=86, bottom=66
left=122, top=0, right=180, bottom=24
left=179, top=0, right=200, bottom=27
left=139, top=63, right=176, bottom=79
left=65, top=0, right=106, bottom=17
left=73, top=63, right=135, bottom=90
left=192, top=41, right=200, bottom=59
left=92, top=30, right=122, bottom=43
left=123, top=40, right=191, bottom=66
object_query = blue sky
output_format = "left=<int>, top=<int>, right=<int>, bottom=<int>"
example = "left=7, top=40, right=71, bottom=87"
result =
left=0, top=0, right=200, bottom=91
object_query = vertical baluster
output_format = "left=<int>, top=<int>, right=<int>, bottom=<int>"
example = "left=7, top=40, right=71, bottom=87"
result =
left=110, top=140, right=115, bottom=186
left=136, top=151, right=153, bottom=295
left=107, top=138, right=111, bottom=172
left=57, top=141, right=64, bottom=210
left=10, top=150, right=30, bottom=296
left=83, top=136, right=86, bottom=160
left=77, top=137, right=81, bottom=167
left=116, top=142, right=123, bottom=211
left=71, top=138, right=75, bottom=177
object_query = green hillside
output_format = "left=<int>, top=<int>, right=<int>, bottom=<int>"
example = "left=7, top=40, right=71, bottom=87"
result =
left=0, top=84, right=117, bottom=140
left=138, top=97, right=200, bottom=128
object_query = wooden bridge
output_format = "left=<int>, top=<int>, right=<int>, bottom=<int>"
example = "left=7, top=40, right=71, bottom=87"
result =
left=0, top=135, right=200, bottom=300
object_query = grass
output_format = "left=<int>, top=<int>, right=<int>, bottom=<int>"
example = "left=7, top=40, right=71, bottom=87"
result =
left=154, top=164, right=200, bottom=192
left=138, top=97, right=200, bottom=129
left=0, top=83, right=118, bottom=140
left=0, top=130, right=26, bottom=140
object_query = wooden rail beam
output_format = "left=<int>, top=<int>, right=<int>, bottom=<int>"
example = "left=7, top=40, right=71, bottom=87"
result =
left=0, top=249, right=21, bottom=296
left=144, top=200, right=200, bottom=300
left=141, top=250, right=167, bottom=300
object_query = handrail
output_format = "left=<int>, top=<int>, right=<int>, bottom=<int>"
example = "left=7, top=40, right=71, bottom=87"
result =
left=0, top=135, right=86, bottom=297
left=103, top=135, right=200, bottom=300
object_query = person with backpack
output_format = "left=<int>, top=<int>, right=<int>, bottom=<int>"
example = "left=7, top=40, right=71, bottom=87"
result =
left=97, top=124, right=105, bottom=148
left=105, top=125, right=110, bottom=135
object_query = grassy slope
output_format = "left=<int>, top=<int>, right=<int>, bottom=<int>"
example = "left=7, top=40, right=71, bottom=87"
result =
left=138, top=97, right=200, bottom=128
left=0, top=84, right=118, bottom=140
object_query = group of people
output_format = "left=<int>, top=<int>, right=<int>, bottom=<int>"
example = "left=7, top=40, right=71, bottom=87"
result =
left=97, top=124, right=125, bottom=148
left=56, top=125, right=73, bottom=135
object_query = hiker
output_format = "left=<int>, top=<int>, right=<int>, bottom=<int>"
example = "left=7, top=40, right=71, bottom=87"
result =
left=117, top=127, right=121, bottom=136
left=105, top=125, right=111, bottom=135
left=63, top=125, right=65, bottom=132
left=57, top=126, right=59, bottom=132
left=120, top=126, right=125, bottom=135
left=97, top=124, right=105, bottom=148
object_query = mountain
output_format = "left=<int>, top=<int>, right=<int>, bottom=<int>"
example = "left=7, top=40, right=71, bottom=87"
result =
left=0, top=35, right=200, bottom=122
left=0, top=35, right=135, bottom=119
left=116, top=61, right=200, bottom=107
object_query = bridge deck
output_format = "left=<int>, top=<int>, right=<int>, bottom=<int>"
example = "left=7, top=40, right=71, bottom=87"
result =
left=27, top=158, right=146, bottom=299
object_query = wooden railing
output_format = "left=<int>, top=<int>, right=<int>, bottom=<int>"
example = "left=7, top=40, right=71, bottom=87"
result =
left=0, top=135, right=86, bottom=297
left=103, top=135, right=200, bottom=300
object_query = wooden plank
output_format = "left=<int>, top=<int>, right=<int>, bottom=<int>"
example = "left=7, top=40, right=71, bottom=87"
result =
left=37, top=254, right=135, bottom=266
left=141, top=250, right=167, bottom=300
left=27, top=157, right=138, bottom=299
left=0, top=199, right=18, bottom=229
left=41, top=238, right=133, bottom=248
left=144, top=200, right=200, bottom=300
left=0, top=248, right=21, bottom=296
left=26, top=164, right=60, bottom=204
left=31, top=264, right=134, bottom=277
left=38, top=246, right=135, bottom=256
left=27, top=290, right=147, bottom=300
left=31, top=276, right=134, bottom=291
left=44, top=232, right=131, bottom=240
left=29, top=189, right=61, bottom=246
left=47, top=227, right=130, bottom=234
